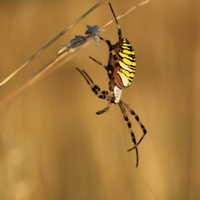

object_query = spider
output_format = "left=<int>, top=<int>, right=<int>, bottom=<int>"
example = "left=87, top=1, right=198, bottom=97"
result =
left=90, top=3, right=137, bottom=93
left=78, top=3, right=147, bottom=167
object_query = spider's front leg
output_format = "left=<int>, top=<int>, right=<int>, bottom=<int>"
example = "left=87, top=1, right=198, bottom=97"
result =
left=120, top=97, right=147, bottom=151
left=118, top=101, right=139, bottom=167
left=76, top=68, right=115, bottom=112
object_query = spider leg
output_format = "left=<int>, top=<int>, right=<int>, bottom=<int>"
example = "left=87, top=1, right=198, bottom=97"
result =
left=96, top=101, right=111, bottom=115
left=120, top=97, right=147, bottom=151
left=118, top=101, right=139, bottom=167
left=108, top=3, right=122, bottom=41
left=99, top=3, right=122, bottom=45
left=89, top=56, right=110, bottom=73
left=76, top=67, right=114, bottom=101
left=99, top=36, right=112, bottom=50
left=89, top=56, right=116, bottom=92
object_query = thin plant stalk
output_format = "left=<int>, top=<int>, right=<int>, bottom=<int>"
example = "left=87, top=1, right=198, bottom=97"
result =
left=0, top=0, right=151, bottom=114
left=100, top=0, right=151, bottom=29
left=0, top=0, right=106, bottom=87
left=0, top=38, right=93, bottom=114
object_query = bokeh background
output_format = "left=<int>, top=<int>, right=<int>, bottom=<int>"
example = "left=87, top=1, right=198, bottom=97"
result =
left=0, top=0, right=199, bottom=199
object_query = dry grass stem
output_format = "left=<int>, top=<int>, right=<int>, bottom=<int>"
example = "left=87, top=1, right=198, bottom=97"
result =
left=99, top=0, right=151, bottom=30
left=0, top=0, right=151, bottom=114
left=0, top=0, right=106, bottom=87
left=0, top=38, right=93, bottom=114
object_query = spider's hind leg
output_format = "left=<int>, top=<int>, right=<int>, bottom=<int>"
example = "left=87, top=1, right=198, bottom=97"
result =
left=108, top=3, right=122, bottom=41
left=99, top=3, right=123, bottom=46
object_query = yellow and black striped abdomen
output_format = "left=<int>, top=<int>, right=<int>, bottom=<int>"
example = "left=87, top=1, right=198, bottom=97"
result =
left=114, top=38, right=136, bottom=89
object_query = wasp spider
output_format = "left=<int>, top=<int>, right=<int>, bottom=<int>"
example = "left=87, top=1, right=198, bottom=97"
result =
left=83, top=3, right=146, bottom=167
left=90, top=3, right=136, bottom=91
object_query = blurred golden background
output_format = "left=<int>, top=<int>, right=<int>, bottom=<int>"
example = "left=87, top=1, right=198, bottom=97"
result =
left=0, top=0, right=199, bottom=199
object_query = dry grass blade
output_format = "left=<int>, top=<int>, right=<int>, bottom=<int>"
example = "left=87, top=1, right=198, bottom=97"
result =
left=99, top=0, right=151, bottom=30
left=0, top=0, right=106, bottom=87
left=0, top=38, right=93, bottom=114
left=0, top=0, right=151, bottom=114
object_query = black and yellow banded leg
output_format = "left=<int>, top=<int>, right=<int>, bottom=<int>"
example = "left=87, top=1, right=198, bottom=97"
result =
left=76, top=67, right=114, bottom=102
left=120, top=97, right=147, bottom=151
left=118, top=101, right=139, bottom=167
